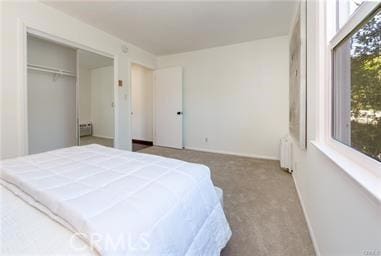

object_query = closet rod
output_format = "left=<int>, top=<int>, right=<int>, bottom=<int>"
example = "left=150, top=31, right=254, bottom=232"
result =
left=27, top=63, right=76, bottom=77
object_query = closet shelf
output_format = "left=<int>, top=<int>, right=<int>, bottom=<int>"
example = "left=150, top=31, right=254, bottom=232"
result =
left=27, top=63, right=76, bottom=77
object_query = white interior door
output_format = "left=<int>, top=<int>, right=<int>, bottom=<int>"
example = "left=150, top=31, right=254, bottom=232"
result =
left=154, top=67, right=183, bottom=149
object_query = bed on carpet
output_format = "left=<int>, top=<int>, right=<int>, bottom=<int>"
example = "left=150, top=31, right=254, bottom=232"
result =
left=0, top=144, right=231, bottom=255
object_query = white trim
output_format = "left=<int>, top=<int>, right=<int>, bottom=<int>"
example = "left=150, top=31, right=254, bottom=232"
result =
left=315, top=0, right=328, bottom=143
left=112, top=55, right=119, bottom=149
left=152, top=69, right=157, bottom=146
left=300, top=0, right=307, bottom=150
left=325, top=138, right=381, bottom=176
left=127, top=61, right=133, bottom=150
left=312, top=141, right=381, bottom=203
left=184, top=147, right=279, bottom=161
left=76, top=50, right=80, bottom=146
left=329, top=2, right=380, bottom=48
left=0, top=2, right=2, bottom=158
left=292, top=173, right=321, bottom=256
left=22, top=24, right=119, bottom=154
left=19, top=19, right=28, bottom=156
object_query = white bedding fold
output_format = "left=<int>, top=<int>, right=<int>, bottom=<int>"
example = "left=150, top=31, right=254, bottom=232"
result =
left=0, top=144, right=231, bottom=255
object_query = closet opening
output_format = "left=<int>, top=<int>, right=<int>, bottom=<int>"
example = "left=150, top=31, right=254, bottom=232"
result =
left=26, top=33, right=115, bottom=154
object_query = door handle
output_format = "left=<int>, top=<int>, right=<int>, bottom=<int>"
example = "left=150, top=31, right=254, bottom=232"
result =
left=177, top=111, right=183, bottom=115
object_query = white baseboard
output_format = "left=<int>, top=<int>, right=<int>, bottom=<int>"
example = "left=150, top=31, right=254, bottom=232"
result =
left=92, top=134, right=114, bottom=140
left=292, top=173, right=321, bottom=256
left=184, top=147, right=279, bottom=161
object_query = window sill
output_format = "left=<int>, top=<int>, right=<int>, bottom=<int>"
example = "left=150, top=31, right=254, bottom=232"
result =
left=311, top=141, right=381, bottom=204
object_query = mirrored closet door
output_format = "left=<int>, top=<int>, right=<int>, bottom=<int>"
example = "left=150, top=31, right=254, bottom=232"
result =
left=77, top=49, right=114, bottom=148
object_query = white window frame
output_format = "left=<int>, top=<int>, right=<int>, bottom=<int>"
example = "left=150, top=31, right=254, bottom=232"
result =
left=314, top=1, right=381, bottom=202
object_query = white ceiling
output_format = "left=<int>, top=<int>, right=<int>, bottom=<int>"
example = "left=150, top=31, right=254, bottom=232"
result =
left=78, top=49, right=113, bottom=70
left=44, top=1, right=296, bottom=56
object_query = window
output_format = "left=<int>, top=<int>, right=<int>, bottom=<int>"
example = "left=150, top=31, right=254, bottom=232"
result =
left=332, top=7, right=381, bottom=162
left=337, top=0, right=365, bottom=29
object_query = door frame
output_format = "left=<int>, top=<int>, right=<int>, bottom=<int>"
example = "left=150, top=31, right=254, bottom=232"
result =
left=21, top=25, right=118, bottom=155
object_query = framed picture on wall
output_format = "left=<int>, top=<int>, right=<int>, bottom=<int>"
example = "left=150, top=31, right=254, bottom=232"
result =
left=289, top=1, right=307, bottom=149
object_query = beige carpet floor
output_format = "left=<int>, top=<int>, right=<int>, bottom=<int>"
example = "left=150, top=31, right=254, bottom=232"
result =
left=80, top=136, right=113, bottom=147
left=139, top=146, right=315, bottom=256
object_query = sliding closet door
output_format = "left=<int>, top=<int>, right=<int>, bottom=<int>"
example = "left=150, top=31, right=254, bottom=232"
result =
left=27, top=36, right=77, bottom=154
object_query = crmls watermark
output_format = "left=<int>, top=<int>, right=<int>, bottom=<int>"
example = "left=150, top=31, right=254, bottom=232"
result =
left=70, top=232, right=151, bottom=252
left=363, top=249, right=381, bottom=256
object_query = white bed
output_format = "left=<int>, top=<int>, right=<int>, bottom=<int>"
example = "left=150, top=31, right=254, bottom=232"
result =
left=0, top=144, right=231, bottom=255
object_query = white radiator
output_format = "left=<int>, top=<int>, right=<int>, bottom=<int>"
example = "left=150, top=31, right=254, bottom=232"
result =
left=80, top=123, right=92, bottom=137
left=280, top=135, right=293, bottom=173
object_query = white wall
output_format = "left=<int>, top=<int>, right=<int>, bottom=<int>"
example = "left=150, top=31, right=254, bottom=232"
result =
left=1, top=0, right=157, bottom=159
left=91, top=66, right=114, bottom=139
left=131, top=64, right=153, bottom=142
left=292, top=2, right=381, bottom=255
left=158, top=36, right=289, bottom=159
left=78, top=66, right=91, bottom=124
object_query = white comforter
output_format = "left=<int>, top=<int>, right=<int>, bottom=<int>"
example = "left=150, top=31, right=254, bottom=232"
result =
left=0, top=185, right=95, bottom=255
left=0, top=144, right=231, bottom=255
